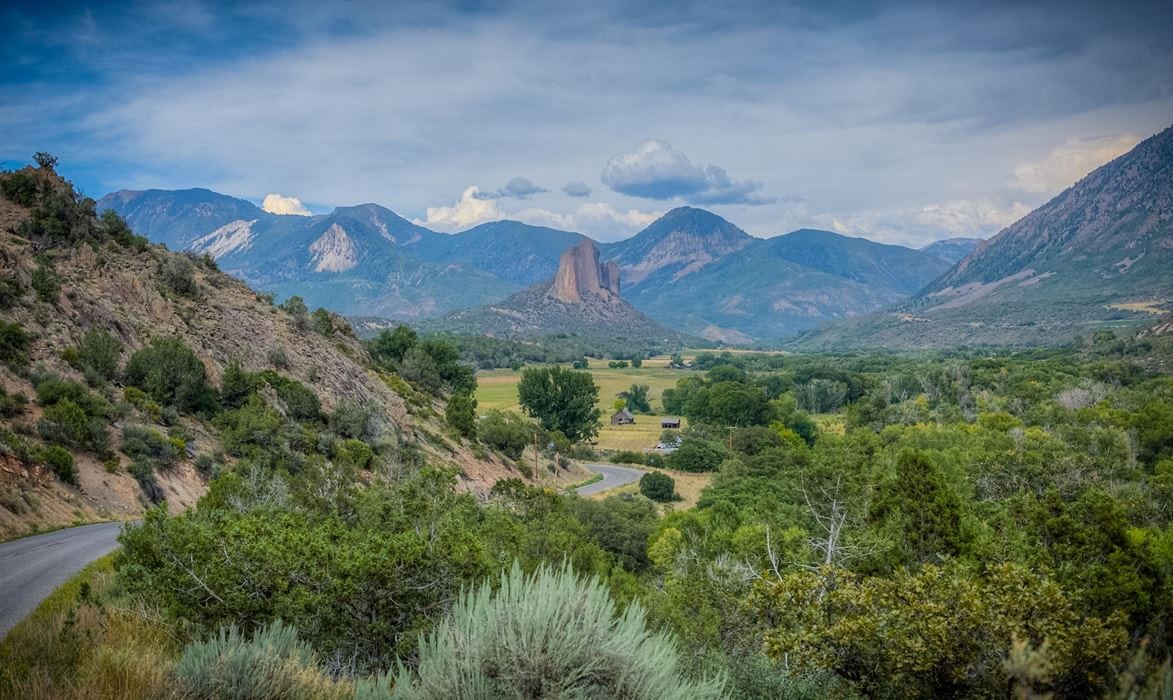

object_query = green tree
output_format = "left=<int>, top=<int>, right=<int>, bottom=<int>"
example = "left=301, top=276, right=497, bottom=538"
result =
left=74, top=329, right=122, bottom=381
left=446, top=393, right=477, bottom=439
left=517, top=366, right=600, bottom=443
left=369, top=325, right=418, bottom=365
left=667, top=437, right=725, bottom=473
left=123, top=336, right=216, bottom=413
left=620, top=383, right=652, bottom=414
left=869, top=449, right=965, bottom=566
left=640, top=471, right=676, bottom=502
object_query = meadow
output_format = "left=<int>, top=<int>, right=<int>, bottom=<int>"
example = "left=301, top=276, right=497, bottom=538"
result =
left=475, top=355, right=691, bottom=452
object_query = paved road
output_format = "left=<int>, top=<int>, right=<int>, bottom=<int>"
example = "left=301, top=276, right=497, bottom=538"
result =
left=576, top=462, right=644, bottom=496
left=0, top=521, right=127, bottom=637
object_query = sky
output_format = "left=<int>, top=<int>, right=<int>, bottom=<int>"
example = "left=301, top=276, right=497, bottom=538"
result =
left=2, top=0, right=1171, bottom=247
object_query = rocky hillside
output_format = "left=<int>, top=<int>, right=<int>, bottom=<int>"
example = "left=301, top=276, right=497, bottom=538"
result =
left=425, top=239, right=691, bottom=351
left=793, top=124, right=1173, bottom=349
left=0, top=164, right=534, bottom=538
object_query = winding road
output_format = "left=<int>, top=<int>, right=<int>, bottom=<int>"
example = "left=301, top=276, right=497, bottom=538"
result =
left=0, top=521, right=127, bottom=638
left=576, top=462, right=644, bottom=496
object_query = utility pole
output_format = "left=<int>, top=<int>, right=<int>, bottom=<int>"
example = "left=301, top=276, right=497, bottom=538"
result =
left=728, top=426, right=734, bottom=452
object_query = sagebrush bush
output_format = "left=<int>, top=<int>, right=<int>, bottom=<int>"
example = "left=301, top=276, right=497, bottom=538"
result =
left=384, top=562, right=725, bottom=699
left=172, top=621, right=346, bottom=700
left=158, top=254, right=198, bottom=297
left=122, top=424, right=183, bottom=469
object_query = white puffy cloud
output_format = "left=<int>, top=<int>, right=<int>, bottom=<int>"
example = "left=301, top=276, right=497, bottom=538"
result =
left=1009, top=134, right=1140, bottom=195
left=515, top=202, right=662, bottom=241
left=415, top=186, right=505, bottom=231
left=601, top=139, right=771, bottom=205
left=414, top=186, right=659, bottom=240
left=261, top=193, right=311, bottom=216
left=771, top=198, right=1029, bottom=248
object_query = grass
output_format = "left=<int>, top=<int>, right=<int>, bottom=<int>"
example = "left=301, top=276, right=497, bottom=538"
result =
left=0, top=554, right=179, bottom=700
left=1107, top=301, right=1168, bottom=315
left=587, top=463, right=713, bottom=510
left=475, top=355, right=691, bottom=452
left=564, top=472, right=604, bottom=492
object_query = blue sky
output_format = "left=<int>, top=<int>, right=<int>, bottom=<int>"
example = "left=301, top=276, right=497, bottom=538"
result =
left=2, top=0, right=1171, bottom=245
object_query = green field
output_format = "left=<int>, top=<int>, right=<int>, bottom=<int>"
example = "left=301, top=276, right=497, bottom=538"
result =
left=475, top=356, right=691, bottom=451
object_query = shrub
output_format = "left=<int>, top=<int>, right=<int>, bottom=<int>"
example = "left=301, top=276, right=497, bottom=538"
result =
left=666, top=437, right=725, bottom=473
left=445, top=393, right=477, bottom=439
left=479, top=409, right=537, bottom=460
left=0, top=320, right=31, bottom=367
left=122, top=424, right=183, bottom=469
left=0, top=169, right=38, bottom=206
left=172, top=621, right=343, bottom=700
left=123, top=337, right=216, bottom=413
left=258, top=371, right=320, bottom=422
left=609, top=450, right=647, bottom=465
left=129, top=459, right=165, bottom=503
left=38, top=399, right=90, bottom=447
left=384, top=563, right=724, bottom=698
left=0, top=386, right=27, bottom=417
left=74, top=328, right=122, bottom=381
left=219, top=361, right=258, bottom=409
left=310, top=308, right=333, bottom=335
left=267, top=346, right=289, bottom=369
left=333, top=438, right=373, bottom=471
left=36, top=376, right=108, bottom=416
left=330, top=402, right=375, bottom=441
left=30, top=261, right=60, bottom=303
left=0, top=273, right=24, bottom=308
left=640, top=471, right=676, bottom=501
left=37, top=444, right=77, bottom=485
left=158, top=254, right=198, bottom=297
left=281, top=296, right=309, bottom=328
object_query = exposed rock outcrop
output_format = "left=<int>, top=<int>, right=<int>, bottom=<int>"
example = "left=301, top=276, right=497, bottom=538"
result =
left=549, top=239, right=621, bottom=303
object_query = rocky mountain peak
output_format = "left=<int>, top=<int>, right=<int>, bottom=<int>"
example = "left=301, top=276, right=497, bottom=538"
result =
left=548, top=238, right=621, bottom=304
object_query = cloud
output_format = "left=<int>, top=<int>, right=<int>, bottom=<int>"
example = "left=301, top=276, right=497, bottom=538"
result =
left=778, top=198, right=1031, bottom=248
left=414, top=186, right=659, bottom=240
left=561, top=181, right=592, bottom=198
left=475, top=176, right=547, bottom=199
left=415, top=186, right=505, bottom=231
left=261, top=193, right=311, bottom=216
left=601, top=139, right=772, bottom=205
left=515, top=202, right=662, bottom=242
left=1008, top=133, right=1141, bottom=194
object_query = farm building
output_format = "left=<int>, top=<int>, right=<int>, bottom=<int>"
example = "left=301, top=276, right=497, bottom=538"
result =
left=660, top=417, right=681, bottom=429
left=610, top=408, right=636, bottom=425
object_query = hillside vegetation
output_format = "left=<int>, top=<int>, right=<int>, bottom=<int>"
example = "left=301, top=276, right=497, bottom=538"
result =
left=0, top=158, right=554, bottom=539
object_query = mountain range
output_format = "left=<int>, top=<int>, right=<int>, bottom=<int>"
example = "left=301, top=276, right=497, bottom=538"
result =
left=794, top=125, right=1173, bottom=349
left=99, top=193, right=964, bottom=342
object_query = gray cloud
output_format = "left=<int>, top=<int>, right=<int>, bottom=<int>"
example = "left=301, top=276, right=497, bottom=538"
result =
left=475, top=176, right=547, bottom=200
left=561, top=180, right=592, bottom=197
left=3, top=0, right=1170, bottom=243
left=601, top=139, right=772, bottom=205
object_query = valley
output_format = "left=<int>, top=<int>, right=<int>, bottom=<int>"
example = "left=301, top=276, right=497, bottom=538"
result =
left=3, top=4, right=1172, bottom=695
